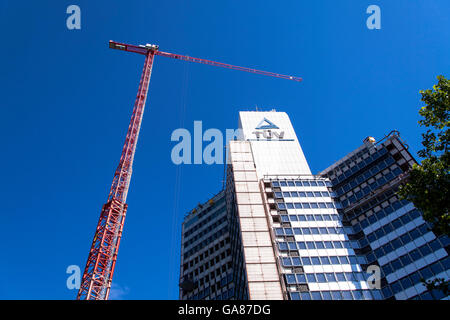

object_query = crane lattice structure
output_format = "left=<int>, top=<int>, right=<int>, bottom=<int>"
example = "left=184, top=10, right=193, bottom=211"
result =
left=77, top=40, right=302, bottom=300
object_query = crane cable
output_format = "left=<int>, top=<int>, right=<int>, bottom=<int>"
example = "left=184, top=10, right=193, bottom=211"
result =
left=168, top=61, right=189, bottom=297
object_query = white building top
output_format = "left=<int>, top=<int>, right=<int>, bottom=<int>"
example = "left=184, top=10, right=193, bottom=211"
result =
left=238, top=111, right=311, bottom=178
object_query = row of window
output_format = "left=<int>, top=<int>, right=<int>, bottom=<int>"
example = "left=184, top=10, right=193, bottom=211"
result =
left=185, top=256, right=229, bottom=282
left=285, top=271, right=369, bottom=285
left=381, top=237, right=448, bottom=277
left=336, top=156, right=395, bottom=196
left=184, top=197, right=226, bottom=230
left=184, top=263, right=233, bottom=297
left=275, top=191, right=336, bottom=198
left=330, top=147, right=389, bottom=186
left=275, top=226, right=349, bottom=237
left=271, top=180, right=331, bottom=188
left=331, top=149, right=395, bottom=190
left=277, top=202, right=342, bottom=210
left=281, top=255, right=361, bottom=267
left=184, top=203, right=226, bottom=236
left=183, top=238, right=230, bottom=270
left=210, top=288, right=236, bottom=300
left=183, top=216, right=227, bottom=248
left=362, top=208, right=421, bottom=243
left=188, top=286, right=235, bottom=301
left=290, top=289, right=382, bottom=300
left=343, top=189, right=397, bottom=222
left=278, top=240, right=353, bottom=251
left=352, top=200, right=412, bottom=234
left=365, top=222, right=432, bottom=263
left=183, top=226, right=228, bottom=260
left=382, top=256, right=450, bottom=299
left=348, top=204, right=415, bottom=253
left=280, top=213, right=340, bottom=223
left=340, top=166, right=403, bottom=207
left=411, top=289, right=448, bottom=300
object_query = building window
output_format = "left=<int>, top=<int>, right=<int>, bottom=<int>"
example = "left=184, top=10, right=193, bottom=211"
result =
left=300, top=292, right=311, bottom=300
left=306, top=274, right=316, bottom=282
left=316, top=274, right=326, bottom=283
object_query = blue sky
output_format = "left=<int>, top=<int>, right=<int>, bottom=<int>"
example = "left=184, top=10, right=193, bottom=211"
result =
left=0, top=1, right=448, bottom=299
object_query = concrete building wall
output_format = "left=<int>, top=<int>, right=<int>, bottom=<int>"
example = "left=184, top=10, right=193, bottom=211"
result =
left=227, top=140, right=284, bottom=299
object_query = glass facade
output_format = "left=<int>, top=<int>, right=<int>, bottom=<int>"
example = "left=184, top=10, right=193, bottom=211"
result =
left=320, top=133, right=450, bottom=300
left=179, top=191, right=243, bottom=300
left=263, top=177, right=382, bottom=300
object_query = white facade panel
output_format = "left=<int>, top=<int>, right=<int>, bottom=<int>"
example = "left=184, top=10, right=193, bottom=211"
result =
left=238, top=111, right=311, bottom=178
left=229, top=140, right=283, bottom=300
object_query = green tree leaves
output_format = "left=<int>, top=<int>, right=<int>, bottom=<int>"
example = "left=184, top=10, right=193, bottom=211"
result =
left=398, top=75, right=450, bottom=237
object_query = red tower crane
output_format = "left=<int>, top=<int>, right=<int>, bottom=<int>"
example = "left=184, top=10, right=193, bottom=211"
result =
left=77, top=40, right=302, bottom=300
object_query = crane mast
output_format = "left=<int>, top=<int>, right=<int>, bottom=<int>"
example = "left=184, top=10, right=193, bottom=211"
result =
left=77, top=41, right=301, bottom=300
left=77, top=51, right=155, bottom=300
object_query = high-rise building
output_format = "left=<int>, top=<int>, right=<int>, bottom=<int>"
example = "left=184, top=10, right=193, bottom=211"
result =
left=178, top=111, right=449, bottom=300
left=320, top=132, right=450, bottom=300
left=179, top=189, right=250, bottom=300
